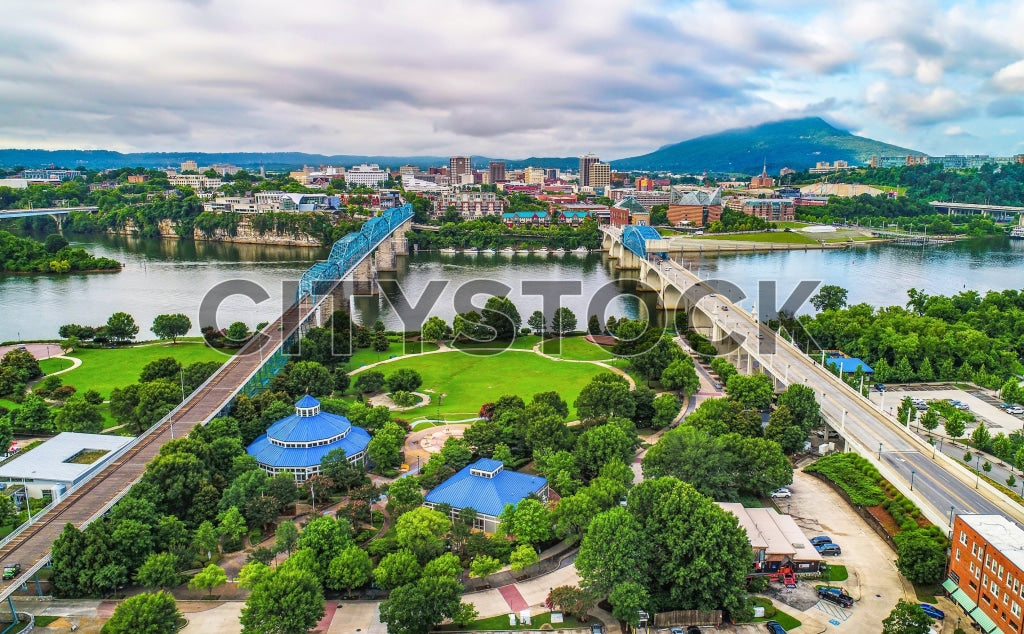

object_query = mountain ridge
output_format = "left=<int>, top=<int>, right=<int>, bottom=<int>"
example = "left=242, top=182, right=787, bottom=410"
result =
left=0, top=118, right=924, bottom=175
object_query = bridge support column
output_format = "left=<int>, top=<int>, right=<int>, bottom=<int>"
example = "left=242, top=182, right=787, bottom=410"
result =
left=33, top=572, right=42, bottom=596
left=376, top=238, right=397, bottom=272
left=351, top=257, right=378, bottom=296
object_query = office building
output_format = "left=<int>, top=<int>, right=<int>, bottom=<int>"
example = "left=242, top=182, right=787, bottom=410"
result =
left=579, top=154, right=600, bottom=187
left=345, top=164, right=388, bottom=188
left=180, top=160, right=198, bottom=172
left=741, top=199, right=795, bottom=222
left=589, top=162, right=611, bottom=191
left=488, top=161, right=506, bottom=184
left=946, top=514, right=1023, bottom=633
left=524, top=166, right=546, bottom=185
left=449, top=156, right=472, bottom=186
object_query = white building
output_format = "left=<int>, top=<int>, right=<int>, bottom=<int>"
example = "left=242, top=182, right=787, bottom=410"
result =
left=524, top=167, right=546, bottom=185
left=203, top=197, right=258, bottom=213
left=169, top=174, right=223, bottom=191
left=0, top=433, right=134, bottom=501
left=345, top=164, right=388, bottom=188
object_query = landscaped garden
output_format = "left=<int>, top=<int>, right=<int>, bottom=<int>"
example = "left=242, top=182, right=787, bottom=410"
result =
left=540, top=336, right=614, bottom=361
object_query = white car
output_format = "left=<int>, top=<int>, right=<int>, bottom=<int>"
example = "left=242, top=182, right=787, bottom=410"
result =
left=771, top=488, right=792, bottom=498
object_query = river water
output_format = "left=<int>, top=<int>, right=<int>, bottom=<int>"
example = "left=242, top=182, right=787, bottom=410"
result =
left=0, top=233, right=1022, bottom=342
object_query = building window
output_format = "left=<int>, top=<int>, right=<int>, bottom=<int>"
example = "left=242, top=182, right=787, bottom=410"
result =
left=971, top=562, right=977, bottom=574
left=992, top=581, right=1000, bottom=597
left=473, top=518, right=484, bottom=530
left=1012, top=602, right=1021, bottom=618
left=1000, top=565, right=1005, bottom=579
left=957, top=549, right=961, bottom=561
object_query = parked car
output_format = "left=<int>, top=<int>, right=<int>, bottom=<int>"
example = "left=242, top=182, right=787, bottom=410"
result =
left=816, top=543, right=842, bottom=556
left=809, top=535, right=833, bottom=546
left=670, top=628, right=685, bottom=634
left=771, top=488, right=792, bottom=498
left=920, top=604, right=945, bottom=619
left=687, top=628, right=701, bottom=634
left=765, top=621, right=786, bottom=634
left=817, top=587, right=854, bottom=608
left=2, top=563, right=20, bottom=580
left=875, top=384, right=886, bottom=391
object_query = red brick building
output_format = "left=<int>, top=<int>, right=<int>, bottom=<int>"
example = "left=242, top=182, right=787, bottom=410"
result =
left=741, top=199, right=795, bottom=222
left=667, top=188, right=722, bottom=226
left=945, top=514, right=1022, bottom=633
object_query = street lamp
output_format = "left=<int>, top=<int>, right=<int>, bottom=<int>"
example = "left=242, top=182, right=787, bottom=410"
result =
left=949, top=505, right=956, bottom=528
left=878, top=442, right=883, bottom=459
left=910, top=469, right=915, bottom=491
left=976, top=453, right=982, bottom=489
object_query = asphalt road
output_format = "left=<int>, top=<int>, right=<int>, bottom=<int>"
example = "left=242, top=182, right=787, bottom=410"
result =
left=657, top=257, right=1022, bottom=530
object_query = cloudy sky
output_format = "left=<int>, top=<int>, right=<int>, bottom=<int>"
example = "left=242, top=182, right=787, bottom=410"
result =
left=3, top=0, right=1024, bottom=159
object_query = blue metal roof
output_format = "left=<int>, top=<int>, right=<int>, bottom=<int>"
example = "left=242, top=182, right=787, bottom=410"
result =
left=471, top=457, right=503, bottom=472
left=247, top=427, right=371, bottom=468
left=295, top=394, right=320, bottom=409
left=265, top=409, right=353, bottom=443
left=424, top=460, right=547, bottom=517
left=826, top=357, right=874, bottom=373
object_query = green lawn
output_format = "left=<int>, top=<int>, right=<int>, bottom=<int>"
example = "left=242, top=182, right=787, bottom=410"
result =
left=695, top=232, right=818, bottom=244
left=541, top=336, right=615, bottom=361
left=350, top=350, right=610, bottom=419
left=771, top=221, right=811, bottom=229
left=821, top=563, right=849, bottom=582
left=347, top=340, right=439, bottom=369
left=452, top=335, right=542, bottom=351
left=914, top=582, right=943, bottom=602
left=38, top=357, right=74, bottom=374
left=436, top=611, right=585, bottom=631
left=58, top=343, right=233, bottom=397
left=750, top=597, right=802, bottom=630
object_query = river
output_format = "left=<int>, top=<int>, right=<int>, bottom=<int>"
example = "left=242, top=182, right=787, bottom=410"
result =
left=0, top=233, right=1022, bottom=342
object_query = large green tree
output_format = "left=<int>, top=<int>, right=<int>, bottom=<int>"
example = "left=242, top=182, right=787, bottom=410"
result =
left=881, top=599, right=933, bottom=634
left=809, top=284, right=848, bottom=312
left=482, top=295, right=522, bottom=341
left=240, top=568, right=325, bottom=634
left=894, top=530, right=947, bottom=584
left=151, top=313, right=191, bottom=344
left=106, top=311, right=140, bottom=344
left=101, top=591, right=181, bottom=634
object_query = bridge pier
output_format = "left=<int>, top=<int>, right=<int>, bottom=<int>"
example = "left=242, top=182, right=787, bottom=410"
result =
left=375, top=218, right=412, bottom=271
left=350, top=257, right=378, bottom=296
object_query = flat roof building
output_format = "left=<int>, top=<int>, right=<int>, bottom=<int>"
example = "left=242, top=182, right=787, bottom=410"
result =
left=946, top=514, right=1024, bottom=634
left=0, top=432, right=134, bottom=501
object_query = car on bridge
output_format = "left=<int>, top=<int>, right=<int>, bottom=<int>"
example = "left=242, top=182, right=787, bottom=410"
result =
left=3, top=563, right=20, bottom=580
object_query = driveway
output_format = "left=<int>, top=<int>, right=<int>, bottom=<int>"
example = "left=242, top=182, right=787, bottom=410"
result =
left=781, top=469, right=914, bottom=632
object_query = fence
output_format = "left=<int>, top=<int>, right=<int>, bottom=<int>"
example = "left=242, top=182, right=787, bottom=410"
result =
left=653, top=610, right=722, bottom=627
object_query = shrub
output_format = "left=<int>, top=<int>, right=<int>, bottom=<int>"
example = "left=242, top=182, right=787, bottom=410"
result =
left=391, top=391, right=418, bottom=407
left=805, top=453, right=886, bottom=506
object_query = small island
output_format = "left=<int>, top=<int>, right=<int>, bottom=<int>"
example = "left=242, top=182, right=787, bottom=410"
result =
left=0, top=230, right=122, bottom=274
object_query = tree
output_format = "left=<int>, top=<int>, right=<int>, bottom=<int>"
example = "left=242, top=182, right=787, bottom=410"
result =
left=135, top=552, right=181, bottom=590
left=920, top=408, right=940, bottom=433
left=469, top=555, right=502, bottom=579
left=725, top=373, right=774, bottom=410
left=286, top=361, right=333, bottom=397
left=194, top=521, right=219, bottom=560
left=809, top=284, right=848, bottom=312
left=296, top=516, right=351, bottom=577
left=945, top=413, right=966, bottom=440
left=139, top=357, right=182, bottom=383
left=237, top=561, right=271, bottom=590
left=395, top=507, right=449, bottom=562
left=379, top=575, right=467, bottom=634
left=610, top=581, right=650, bottom=629
left=546, top=586, right=597, bottom=621
left=499, top=498, right=553, bottom=545
left=574, top=374, right=635, bottom=422
left=528, top=310, right=546, bottom=337
left=897, top=397, right=917, bottom=426
left=327, top=545, right=374, bottom=594
left=151, top=313, right=191, bottom=344
left=660, top=357, right=700, bottom=396
left=106, top=311, right=140, bottom=344
left=574, top=423, right=635, bottom=480
left=482, top=295, right=522, bottom=341
left=52, top=394, right=104, bottom=433
left=273, top=520, right=299, bottom=556
left=421, top=316, right=451, bottom=343
left=551, top=307, right=577, bottom=335
left=217, top=506, right=248, bottom=552
left=240, top=568, right=324, bottom=634
left=386, top=368, right=423, bottom=393
left=576, top=506, right=646, bottom=596
left=267, top=472, right=299, bottom=512
left=101, top=591, right=181, bottom=634
left=226, top=321, right=250, bottom=343
left=12, top=393, right=51, bottom=433
left=188, top=563, right=227, bottom=595
left=971, top=422, right=992, bottom=452
left=354, top=370, right=385, bottom=393
left=588, top=314, right=602, bottom=335
left=509, top=543, right=539, bottom=571
left=367, top=420, right=405, bottom=472
left=373, top=549, right=421, bottom=590
left=894, top=530, right=947, bottom=584
left=372, top=329, right=390, bottom=356
left=881, top=599, right=933, bottom=634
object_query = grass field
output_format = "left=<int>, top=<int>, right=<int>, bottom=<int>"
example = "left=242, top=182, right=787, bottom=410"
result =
left=452, top=335, right=542, bottom=351
left=38, top=358, right=74, bottom=374
left=821, top=563, right=849, bottom=582
left=348, top=340, right=439, bottom=369
left=541, top=336, right=614, bottom=361
left=694, top=232, right=818, bottom=244
left=351, top=350, right=610, bottom=419
left=436, top=612, right=584, bottom=631
left=58, top=342, right=233, bottom=397
left=771, top=221, right=811, bottom=229
left=750, top=597, right=802, bottom=629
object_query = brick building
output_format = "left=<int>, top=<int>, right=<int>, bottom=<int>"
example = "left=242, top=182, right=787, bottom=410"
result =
left=945, top=514, right=1022, bottom=633
left=667, top=188, right=722, bottom=226
left=741, top=199, right=795, bottom=222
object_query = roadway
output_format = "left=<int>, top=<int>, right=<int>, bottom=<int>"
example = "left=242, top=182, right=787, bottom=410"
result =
left=653, top=256, right=1022, bottom=530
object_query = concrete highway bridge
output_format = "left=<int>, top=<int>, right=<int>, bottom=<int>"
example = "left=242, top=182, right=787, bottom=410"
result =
left=602, top=225, right=1024, bottom=534
left=0, top=207, right=98, bottom=230
left=0, top=204, right=414, bottom=600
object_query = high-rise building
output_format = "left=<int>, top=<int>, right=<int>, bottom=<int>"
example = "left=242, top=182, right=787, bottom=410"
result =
left=449, top=156, right=472, bottom=186
left=589, top=162, right=611, bottom=190
left=524, top=166, right=546, bottom=185
left=488, top=161, right=506, bottom=184
left=181, top=160, right=198, bottom=173
left=579, top=154, right=600, bottom=187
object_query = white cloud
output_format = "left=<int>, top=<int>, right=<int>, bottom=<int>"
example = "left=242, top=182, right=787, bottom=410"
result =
left=0, top=0, right=1023, bottom=157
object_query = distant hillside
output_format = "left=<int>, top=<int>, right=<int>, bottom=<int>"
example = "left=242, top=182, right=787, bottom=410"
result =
left=0, top=149, right=451, bottom=171
left=611, top=117, right=923, bottom=175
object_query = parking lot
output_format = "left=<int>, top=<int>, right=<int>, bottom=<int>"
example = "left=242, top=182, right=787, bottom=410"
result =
left=867, top=384, right=1024, bottom=436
